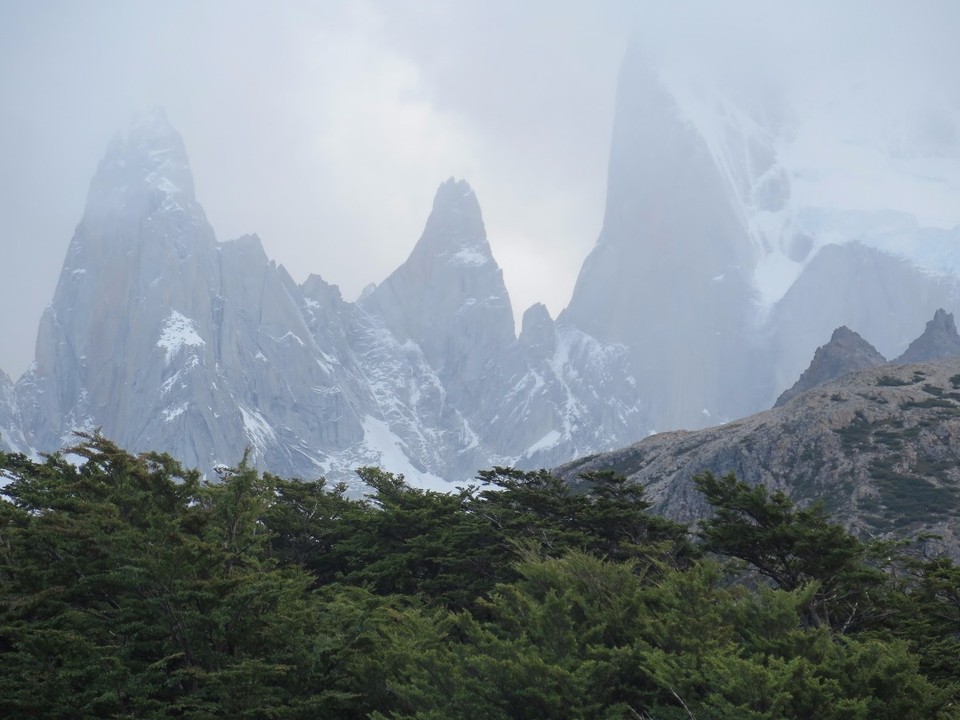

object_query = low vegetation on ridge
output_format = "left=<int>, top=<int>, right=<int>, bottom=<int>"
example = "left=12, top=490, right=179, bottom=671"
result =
left=1, top=434, right=959, bottom=719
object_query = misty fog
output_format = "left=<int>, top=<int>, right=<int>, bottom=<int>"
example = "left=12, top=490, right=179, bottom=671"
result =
left=1, top=0, right=957, bottom=379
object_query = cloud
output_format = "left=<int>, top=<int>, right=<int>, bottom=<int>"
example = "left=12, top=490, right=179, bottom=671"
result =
left=0, top=0, right=957, bottom=379
left=186, top=2, right=482, bottom=296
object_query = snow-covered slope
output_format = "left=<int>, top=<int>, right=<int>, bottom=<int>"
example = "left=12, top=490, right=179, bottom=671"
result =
left=656, top=48, right=960, bottom=309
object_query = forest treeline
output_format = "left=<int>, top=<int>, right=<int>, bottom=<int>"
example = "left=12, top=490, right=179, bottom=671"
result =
left=1, top=434, right=959, bottom=719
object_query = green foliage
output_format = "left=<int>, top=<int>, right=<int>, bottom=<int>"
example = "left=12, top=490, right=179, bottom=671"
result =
left=877, top=374, right=911, bottom=386
left=694, top=471, right=888, bottom=630
left=326, top=467, right=503, bottom=608
left=473, top=467, right=694, bottom=570
left=900, top=397, right=960, bottom=411
left=307, top=466, right=694, bottom=613
left=1, top=439, right=957, bottom=718
left=867, top=458, right=958, bottom=526
left=877, top=554, right=960, bottom=689
left=374, top=554, right=956, bottom=720
left=0, top=436, right=358, bottom=717
left=835, top=410, right=875, bottom=450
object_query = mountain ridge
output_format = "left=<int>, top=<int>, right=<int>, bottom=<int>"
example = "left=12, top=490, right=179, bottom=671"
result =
left=774, top=326, right=887, bottom=407
left=559, top=357, right=960, bottom=557
left=3, top=113, right=649, bottom=487
left=5, top=44, right=960, bottom=491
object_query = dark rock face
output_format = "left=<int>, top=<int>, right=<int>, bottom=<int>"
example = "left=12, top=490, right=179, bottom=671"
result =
left=774, top=326, right=886, bottom=407
left=895, top=309, right=960, bottom=364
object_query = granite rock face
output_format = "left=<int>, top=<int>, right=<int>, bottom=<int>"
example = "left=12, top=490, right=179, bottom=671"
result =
left=7, top=42, right=960, bottom=487
left=8, top=113, right=647, bottom=487
left=562, top=46, right=960, bottom=429
left=16, top=109, right=226, bottom=464
left=14, top=110, right=351, bottom=475
left=563, top=45, right=759, bottom=429
left=362, top=179, right=522, bottom=456
left=0, top=369, right=27, bottom=454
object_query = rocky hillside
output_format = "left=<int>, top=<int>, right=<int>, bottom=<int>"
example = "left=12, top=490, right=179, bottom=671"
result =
left=560, top=358, right=960, bottom=555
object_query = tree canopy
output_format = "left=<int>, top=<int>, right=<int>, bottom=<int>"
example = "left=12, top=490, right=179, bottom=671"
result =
left=0, top=436, right=957, bottom=718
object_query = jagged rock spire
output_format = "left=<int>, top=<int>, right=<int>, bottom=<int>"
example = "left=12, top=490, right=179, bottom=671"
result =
left=774, top=326, right=886, bottom=407
left=895, top=309, right=960, bottom=364
left=405, top=178, right=491, bottom=266
left=85, top=108, right=196, bottom=226
left=363, top=178, right=514, bottom=378
left=562, top=44, right=757, bottom=429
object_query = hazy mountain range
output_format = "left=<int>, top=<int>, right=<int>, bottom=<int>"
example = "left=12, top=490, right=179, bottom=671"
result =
left=3, top=46, right=960, bottom=489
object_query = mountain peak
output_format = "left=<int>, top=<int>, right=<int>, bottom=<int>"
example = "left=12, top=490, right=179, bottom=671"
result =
left=774, top=325, right=886, bottom=407
left=363, top=178, right=514, bottom=404
left=519, top=303, right=556, bottom=358
left=410, top=178, right=489, bottom=264
left=434, top=176, right=477, bottom=205
left=895, top=309, right=960, bottom=364
left=86, top=109, right=196, bottom=222
left=128, top=106, right=176, bottom=139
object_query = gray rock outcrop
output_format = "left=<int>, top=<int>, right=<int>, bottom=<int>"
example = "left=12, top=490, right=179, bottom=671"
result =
left=560, top=359, right=960, bottom=557
left=895, top=309, right=960, bottom=364
left=767, top=244, right=960, bottom=402
left=774, top=326, right=886, bottom=407
left=0, top=369, right=28, bottom=454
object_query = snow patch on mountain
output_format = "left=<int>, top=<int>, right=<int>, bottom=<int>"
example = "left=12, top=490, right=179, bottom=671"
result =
left=239, top=406, right=276, bottom=452
left=157, top=311, right=206, bottom=365
left=360, top=415, right=450, bottom=492
left=162, top=403, right=189, bottom=422
left=451, top=248, right=488, bottom=266
left=658, top=60, right=960, bottom=309
left=526, top=429, right=562, bottom=455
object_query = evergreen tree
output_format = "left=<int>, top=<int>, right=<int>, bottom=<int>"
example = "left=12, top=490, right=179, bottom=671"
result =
left=2, top=438, right=957, bottom=719
left=694, top=471, right=887, bottom=629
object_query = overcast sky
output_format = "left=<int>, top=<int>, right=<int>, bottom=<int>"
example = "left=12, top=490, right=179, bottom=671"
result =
left=1, top=1, right=958, bottom=380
